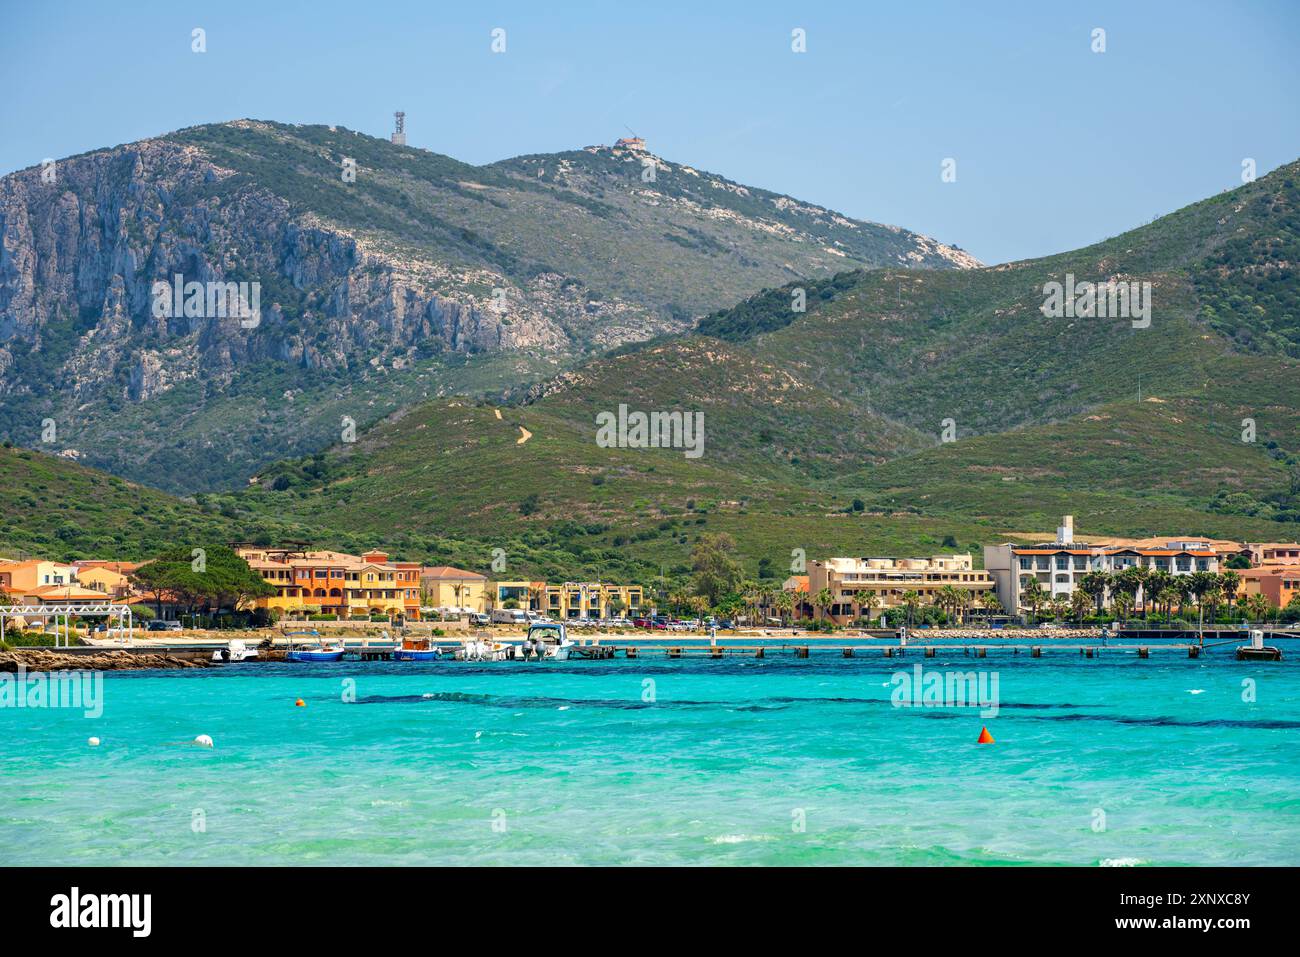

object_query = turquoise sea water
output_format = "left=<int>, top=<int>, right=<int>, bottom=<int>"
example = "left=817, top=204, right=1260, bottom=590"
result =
left=2, top=647, right=1299, bottom=865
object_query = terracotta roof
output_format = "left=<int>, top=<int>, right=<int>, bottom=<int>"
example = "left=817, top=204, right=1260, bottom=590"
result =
left=1129, top=548, right=1217, bottom=557
left=1012, top=548, right=1096, bottom=555
left=421, top=566, right=487, bottom=580
left=73, top=561, right=143, bottom=574
left=22, top=585, right=112, bottom=600
left=1238, top=566, right=1300, bottom=579
left=785, top=576, right=810, bottom=593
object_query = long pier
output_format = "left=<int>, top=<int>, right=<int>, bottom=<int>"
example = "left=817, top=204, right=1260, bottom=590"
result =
left=64, top=627, right=1297, bottom=664
left=582, top=642, right=1273, bottom=660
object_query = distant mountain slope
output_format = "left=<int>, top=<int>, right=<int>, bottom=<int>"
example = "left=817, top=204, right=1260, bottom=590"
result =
left=201, top=160, right=1300, bottom=576
left=0, top=120, right=973, bottom=493
left=4, top=140, right=1297, bottom=582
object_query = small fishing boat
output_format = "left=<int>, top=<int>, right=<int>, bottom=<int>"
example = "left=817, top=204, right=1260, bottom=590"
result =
left=284, top=630, right=345, bottom=663
left=393, top=637, right=440, bottom=662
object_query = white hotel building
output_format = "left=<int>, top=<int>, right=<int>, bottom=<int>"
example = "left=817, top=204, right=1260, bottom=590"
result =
left=983, top=516, right=1221, bottom=614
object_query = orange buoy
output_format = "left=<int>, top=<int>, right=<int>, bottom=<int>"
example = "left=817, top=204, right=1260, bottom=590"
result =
left=295, top=698, right=306, bottom=707
left=977, top=726, right=995, bottom=744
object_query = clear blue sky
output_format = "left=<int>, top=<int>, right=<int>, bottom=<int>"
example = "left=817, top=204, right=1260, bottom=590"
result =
left=3, top=0, right=1298, bottom=264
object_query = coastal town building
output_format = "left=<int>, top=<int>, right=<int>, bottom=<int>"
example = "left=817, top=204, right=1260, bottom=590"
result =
left=1242, top=542, right=1300, bottom=565
left=20, top=584, right=112, bottom=608
left=1236, top=566, right=1300, bottom=609
left=419, top=566, right=491, bottom=614
left=806, top=554, right=994, bottom=622
left=234, top=546, right=423, bottom=621
left=493, top=580, right=644, bottom=619
left=984, top=516, right=1222, bottom=614
left=0, top=559, right=78, bottom=594
left=72, top=562, right=141, bottom=599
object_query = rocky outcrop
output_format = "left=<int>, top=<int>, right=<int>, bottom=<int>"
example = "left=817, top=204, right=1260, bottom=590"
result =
left=0, top=648, right=210, bottom=672
left=0, top=139, right=527, bottom=408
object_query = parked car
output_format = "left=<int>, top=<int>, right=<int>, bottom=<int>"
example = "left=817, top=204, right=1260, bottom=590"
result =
left=634, top=617, right=653, bottom=629
left=469, top=612, right=490, bottom=626
left=146, top=620, right=182, bottom=632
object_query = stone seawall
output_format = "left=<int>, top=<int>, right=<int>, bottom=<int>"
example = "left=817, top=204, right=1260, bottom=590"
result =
left=0, top=649, right=210, bottom=673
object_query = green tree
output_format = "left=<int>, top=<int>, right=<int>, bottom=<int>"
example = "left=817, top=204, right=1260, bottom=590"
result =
left=774, top=589, right=794, bottom=625
left=1070, top=588, right=1092, bottom=622
left=691, top=533, right=742, bottom=605
left=900, top=589, right=923, bottom=628
left=813, top=587, right=834, bottom=622
left=1020, top=579, right=1047, bottom=624
left=131, top=545, right=275, bottom=620
left=1079, top=571, right=1110, bottom=615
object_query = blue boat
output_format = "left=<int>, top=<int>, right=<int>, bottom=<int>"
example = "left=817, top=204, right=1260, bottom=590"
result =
left=283, top=630, right=345, bottom=663
left=393, top=638, right=440, bottom=662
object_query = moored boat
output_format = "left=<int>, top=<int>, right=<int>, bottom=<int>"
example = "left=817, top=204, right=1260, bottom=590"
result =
left=394, top=637, right=440, bottom=661
left=212, top=639, right=259, bottom=663
left=284, top=630, right=345, bottom=662
left=524, top=622, right=575, bottom=661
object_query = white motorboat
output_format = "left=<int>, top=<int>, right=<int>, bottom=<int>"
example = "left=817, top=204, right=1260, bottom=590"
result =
left=525, top=622, right=575, bottom=661
left=211, top=638, right=259, bottom=663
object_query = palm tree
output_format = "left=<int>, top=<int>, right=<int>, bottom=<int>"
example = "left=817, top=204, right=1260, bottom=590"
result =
left=1201, top=584, right=1224, bottom=626
left=1246, top=594, right=1271, bottom=623
left=1070, top=588, right=1091, bottom=622
left=857, top=590, right=880, bottom=626
left=1174, top=576, right=1193, bottom=618
left=1144, top=570, right=1171, bottom=618
left=813, top=587, right=835, bottom=623
left=1020, top=579, right=1047, bottom=624
left=1111, top=591, right=1134, bottom=623
left=900, top=589, right=923, bottom=628
left=742, top=580, right=763, bottom=624
left=1113, top=567, right=1143, bottom=615
left=1079, top=571, right=1110, bottom=616
left=979, top=590, right=1004, bottom=621
left=1218, top=570, right=1241, bottom=614
left=1187, top=570, right=1217, bottom=631
left=774, top=590, right=794, bottom=626
left=934, top=585, right=959, bottom=625
left=1158, top=585, right=1180, bottom=621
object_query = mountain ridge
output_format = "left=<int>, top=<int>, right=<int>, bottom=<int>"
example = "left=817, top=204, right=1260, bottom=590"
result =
left=0, top=119, right=975, bottom=492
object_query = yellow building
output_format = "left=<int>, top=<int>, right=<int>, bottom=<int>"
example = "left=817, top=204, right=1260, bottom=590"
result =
left=420, top=567, right=491, bottom=614
left=73, top=565, right=135, bottom=599
left=807, top=555, right=995, bottom=622
left=0, top=559, right=78, bottom=596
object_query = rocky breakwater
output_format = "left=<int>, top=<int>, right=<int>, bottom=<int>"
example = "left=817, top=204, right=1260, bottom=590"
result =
left=0, top=648, right=211, bottom=672
left=916, top=628, right=1103, bottom=640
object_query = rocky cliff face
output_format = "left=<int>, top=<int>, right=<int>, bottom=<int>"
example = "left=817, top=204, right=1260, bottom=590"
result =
left=0, top=137, right=599, bottom=407
left=0, top=120, right=977, bottom=491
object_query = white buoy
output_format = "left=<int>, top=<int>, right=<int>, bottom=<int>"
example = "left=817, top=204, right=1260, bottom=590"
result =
left=194, top=734, right=214, bottom=748
left=88, top=737, right=101, bottom=747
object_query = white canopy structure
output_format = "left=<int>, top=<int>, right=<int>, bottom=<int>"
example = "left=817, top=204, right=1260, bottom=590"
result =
left=0, top=602, right=134, bottom=647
